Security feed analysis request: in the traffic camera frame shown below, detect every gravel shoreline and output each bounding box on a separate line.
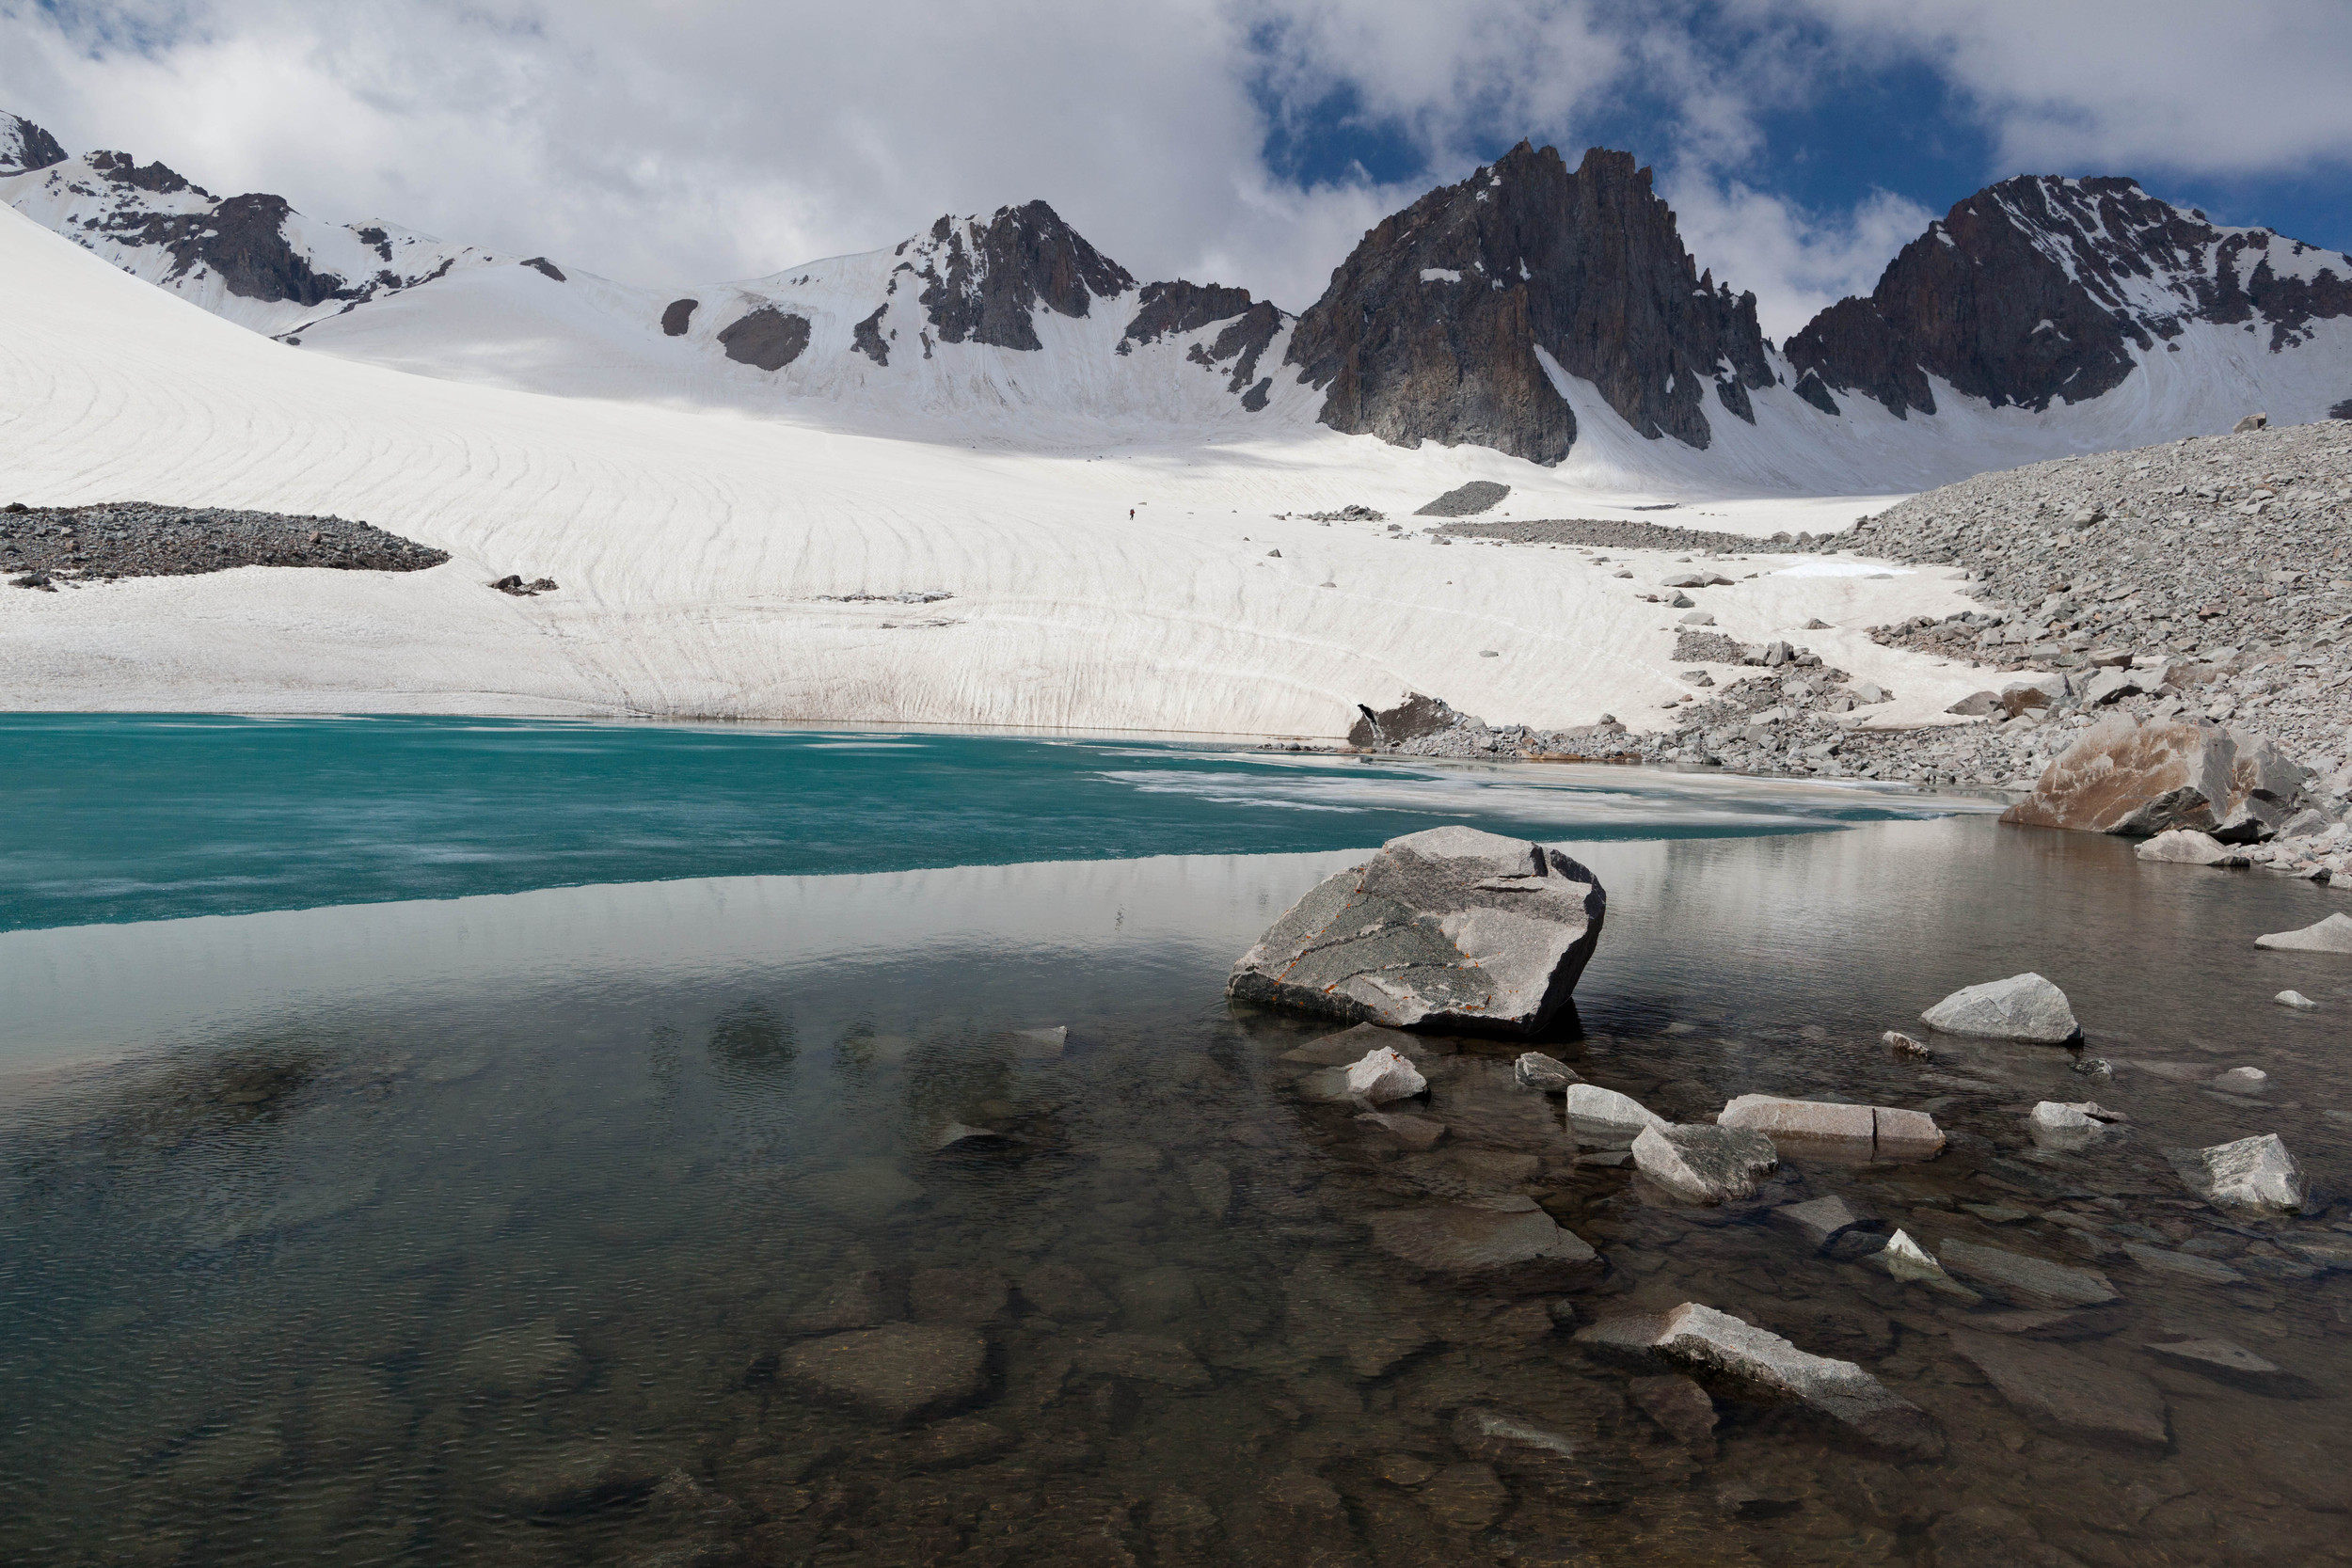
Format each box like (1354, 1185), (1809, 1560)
(4, 501), (448, 589)
(1291, 419), (2352, 882)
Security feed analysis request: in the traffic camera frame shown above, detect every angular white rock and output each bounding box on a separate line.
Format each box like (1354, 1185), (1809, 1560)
(2136, 829), (2247, 865)
(1345, 1046), (1428, 1103)
(1919, 973), (2080, 1042)
(1718, 1095), (1873, 1147)
(2185, 1132), (2306, 1212)
(1565, 1084), (1669, 1148)
(1512, 1051), (1578, 1092)
(2209, 1067), (2267, 1094)
(2275, 990), (2317, 1010)
(2254, 912), (2352, 953)
(1630, 1124), (1779, 1204)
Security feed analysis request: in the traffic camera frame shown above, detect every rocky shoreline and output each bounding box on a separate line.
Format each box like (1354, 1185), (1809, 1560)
(3, 500), (448, 589)
(1314, 419), (2352, 885)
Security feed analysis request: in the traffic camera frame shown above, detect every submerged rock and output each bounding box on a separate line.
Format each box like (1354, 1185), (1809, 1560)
(1513, 1051), (1578, 1092)
(782, 1323), (988, 1420)
(1630, 1124), (1779, 1204)
(1771, 1196), (1861, 1250)
(1937, 1240), (2119, 1307)
(1919, 973), (2080, 1043)
(1565, 1083), (1668, 1148)
(2142, 1338), (2308, 1395)
(1868, 1230), (1977, 1300)
(1576, 1302), (1941, 1458)
(2276, 990), (2318, 1010)
(2172, 1132), (2306, 1213)
(2254, 912), (2352, 953)
(1230, 826), (1605, 1036)
(1948, 1330), (2169, 1451)
(1719, 1094), (1946, 1158)
(1368, 1196), (1601, 1284)
(1626, 1374), (1718, 1449)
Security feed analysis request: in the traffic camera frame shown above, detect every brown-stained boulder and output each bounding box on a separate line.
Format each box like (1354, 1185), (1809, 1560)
(2000, 715), (2239, 835)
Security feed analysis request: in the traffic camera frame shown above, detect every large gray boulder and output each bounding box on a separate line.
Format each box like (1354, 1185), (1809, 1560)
(1920, 973), (2080, 1042)
(1630, 1124), (1779, 1204)
(2136, 829), (2247, 865)
(1576, 1302), (1941, 1458)
(2254, 912), (2352, 953)
(1229, 826), (1604, 1036)
(2004, 715), (2312, 839)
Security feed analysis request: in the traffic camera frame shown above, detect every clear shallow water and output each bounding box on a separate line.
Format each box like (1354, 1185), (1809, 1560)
(0, 714), (1977, 932)
(4, 816), (2351, 1565)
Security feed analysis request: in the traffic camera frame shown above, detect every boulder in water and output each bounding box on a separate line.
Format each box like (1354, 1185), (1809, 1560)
(2173, 1132), (2306, 1213)
(1229, 826), (1604, 1036)
(2001, 715), (2238, 835)
(2137, 829), (2247, 865)
(2254, 912), (2352, 953)
(1920, 973), (2079, 1042)
(1630, 1124), (1779, 1204)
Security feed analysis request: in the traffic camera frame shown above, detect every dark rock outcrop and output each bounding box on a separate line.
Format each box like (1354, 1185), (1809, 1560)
(717, 306), (813, 372)
(1120, 279), (1255, 348)
(1285, 142), (1774, 466)
(519, 256), (565, 282)
(660, 298), (698, 337)
(1348, 692), (1462, 749)
(908, 200), (1135, 352)
(1787, 176), (2352, 418)
(852, 305), (890, 366)
(0, 111), (68, 175)
(1415, 481), (1510, 516)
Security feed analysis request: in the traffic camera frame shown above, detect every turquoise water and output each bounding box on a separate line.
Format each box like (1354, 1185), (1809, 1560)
(0, 715), (1973, 932)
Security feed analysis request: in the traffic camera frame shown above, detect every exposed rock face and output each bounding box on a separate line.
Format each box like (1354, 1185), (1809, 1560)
(1920, 974), (2080, 1043)
(905, 201), (1135, 352)
(1285, 142), (1774, 466)
(2, 142), (472, 319)
(716, 306), (814, 372)
(2001, 715), (2241, 834)
(1229, 826), (1604, 1036)
(1787, 174), (2352, 419)
(519, 256), (565, 282)
(1117, 278), (1285, 404)
(0, 111), (66, 176)
(1576, 1302), (1942, 1458)
(660, 298), (697, 337)
(1347, 691), (1465, 749)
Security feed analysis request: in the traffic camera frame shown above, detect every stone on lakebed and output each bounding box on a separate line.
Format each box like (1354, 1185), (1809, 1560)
(2254, 912), (2352, 953)
(1228, 826), (1603, 1037)
(1576, 1302), (1941, 1458)
(1629, 1124), (1779, 1204)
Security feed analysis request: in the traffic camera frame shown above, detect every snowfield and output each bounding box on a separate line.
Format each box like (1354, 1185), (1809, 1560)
(2, 208), (2011, 735)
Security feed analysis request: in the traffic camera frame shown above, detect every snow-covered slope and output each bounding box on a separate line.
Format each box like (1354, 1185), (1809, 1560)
(286, 204), (1309, 440)
(0, 205), (1994, 730)
(0, 111), (486, 336)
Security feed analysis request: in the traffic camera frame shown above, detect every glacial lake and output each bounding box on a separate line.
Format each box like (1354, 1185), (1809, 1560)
(2, 716), (2348, 1566)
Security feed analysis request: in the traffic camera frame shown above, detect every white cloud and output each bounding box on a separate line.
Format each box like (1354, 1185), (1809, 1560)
(2, 0), (2345, 329)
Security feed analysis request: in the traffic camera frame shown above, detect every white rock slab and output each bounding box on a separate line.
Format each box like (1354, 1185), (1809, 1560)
(2254, 912), (2352, 953)
(1920, 973), (2080, 1042)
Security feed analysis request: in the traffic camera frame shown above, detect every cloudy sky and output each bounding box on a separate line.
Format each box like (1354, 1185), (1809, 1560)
(6, 0), (2350, 337)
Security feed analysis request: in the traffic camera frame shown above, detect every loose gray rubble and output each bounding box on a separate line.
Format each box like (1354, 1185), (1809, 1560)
(4, 499), (449, 588)
(1576, 1302), (1942, 1458)
(1228, 826), (1605, 1036)
(1322, 420), (2352, 884)
(1919, 973), (2081, 1042)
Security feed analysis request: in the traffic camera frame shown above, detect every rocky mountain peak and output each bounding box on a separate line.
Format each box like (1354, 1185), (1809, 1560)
(893, 198), (1137, 352)
(1284, 141), (1773, 466)
(0, 111), (68, 177)
(1785, 174), (2352, 420)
